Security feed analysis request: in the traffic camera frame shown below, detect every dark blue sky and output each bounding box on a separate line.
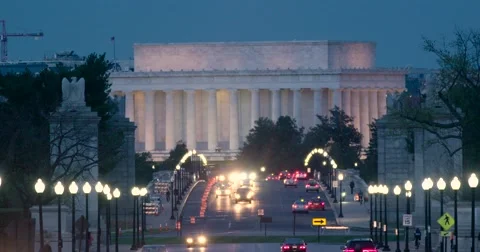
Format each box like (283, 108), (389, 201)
(1, 0), (478, 68)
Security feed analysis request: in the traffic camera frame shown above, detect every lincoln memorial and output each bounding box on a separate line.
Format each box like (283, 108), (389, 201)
(110, 41), (406, 161)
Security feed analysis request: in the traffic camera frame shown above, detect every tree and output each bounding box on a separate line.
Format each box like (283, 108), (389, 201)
(360, 120), (378, 183)
(0, 53), (123, 209)
(392, 30), (480, 179)
(237, 116), (304, 172)
(304, 107), (362, 172)
(135, 152), (155, 187)
(162, 141), (189, 171)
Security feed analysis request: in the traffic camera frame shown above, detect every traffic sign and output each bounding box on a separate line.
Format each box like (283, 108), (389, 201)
(332, 181), (338, 188)
(402, 214), (413, 226)
(437, 213), (455, 231)
(440, 231), (451, 237)
(190, 216), (195, 224)
(258, 209), (264, 216)
(312, 217), (327, 226)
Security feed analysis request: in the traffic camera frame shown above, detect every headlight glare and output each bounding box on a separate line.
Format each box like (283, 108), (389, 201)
(186, 238), (193, 243)
(198, 236), (207, 243)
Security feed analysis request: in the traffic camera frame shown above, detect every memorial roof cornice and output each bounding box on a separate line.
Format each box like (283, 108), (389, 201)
(134, 40), (375, 47)
(111, 67), (408, 78)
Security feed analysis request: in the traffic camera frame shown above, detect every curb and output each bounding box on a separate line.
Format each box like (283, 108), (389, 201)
(320, 183), (342, 226)
(178, 180), (205, 218)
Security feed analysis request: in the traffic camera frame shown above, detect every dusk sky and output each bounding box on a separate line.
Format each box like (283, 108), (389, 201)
(1, 0), (478, 68)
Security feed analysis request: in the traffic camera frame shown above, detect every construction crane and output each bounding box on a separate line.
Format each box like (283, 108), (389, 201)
(0, 20), (44, 62)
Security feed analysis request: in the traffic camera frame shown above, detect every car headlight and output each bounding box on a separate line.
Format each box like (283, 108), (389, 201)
(249, 172), (256, 180)
(235, 194), (240, 199)
(186, 238), (193, 243)
(198, 236), (207, 243)
(216, 189), (221, 195)
(225, 189), (231, 194)
(247, 192), (254, 199)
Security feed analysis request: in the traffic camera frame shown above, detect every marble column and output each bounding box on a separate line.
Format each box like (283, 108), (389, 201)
(250, 89), (260, 128)
(165, 90), (175, 151)
(185, 90), (196, 150)
(378, 89), (387, 118)
(313, 88), (322, 123)
(332, 88), (342, 109)
(229, 89), (239, 150)
(342, 89), (351, 116)
(125, 91), (135, 122)
(360, 89), (370, 147)
(369, 89), (379, 123)
(271, 88), (281, 121)
(207, 89), (218, 151)
(292, 88), (302, 126)
(351, 89), (360, 132)
(144, 90), (156, 151)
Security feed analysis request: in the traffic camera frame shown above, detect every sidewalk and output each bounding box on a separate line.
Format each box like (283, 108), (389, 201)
(145, 180), (204, 232)
(321, 169), (371, 230)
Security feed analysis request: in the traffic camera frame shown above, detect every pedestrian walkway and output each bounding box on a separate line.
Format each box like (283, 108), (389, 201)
(321, 169), (370, 230)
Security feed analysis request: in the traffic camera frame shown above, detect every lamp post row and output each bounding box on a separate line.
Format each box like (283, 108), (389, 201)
(368, 174), (479, 252)
(33, 178), (148, 252)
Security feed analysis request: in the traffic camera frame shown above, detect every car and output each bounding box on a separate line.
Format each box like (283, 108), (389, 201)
(140, 245), (168, 252)
(215, 184), (231, 198)
(279, 171), (289, 180)
(281, 237), (307, 252)
(292, 199), (309, 213)
(239, 179), (254, 188)
(295, 171), (308, 180)
(185, 234), (208, 248)
(266, 174), (277, 181)
(305, 180), (320, 192)
(233, 187), (254, 203)
(284, 178), (298, 188)
(307, 196), (325, 211)
(340, 238), (377, 252)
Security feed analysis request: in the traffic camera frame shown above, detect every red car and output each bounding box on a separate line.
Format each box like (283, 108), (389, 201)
(294, 171), (308, 180)
(281, 237), (307, 252)
(308, 196), (325, 211)
(341, 238), (377, 252)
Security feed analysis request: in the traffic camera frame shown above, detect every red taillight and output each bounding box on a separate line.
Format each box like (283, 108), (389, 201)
(292, 204), (297, 208)
(344, 249), (355, 252)
(283, 245), (290, 249)
(306, 185), (310, 187)
(363, 249), (377, 252)
(315, 185), (319, 187)
(300, 245), (306, 249)
(322, 202), (325, 205)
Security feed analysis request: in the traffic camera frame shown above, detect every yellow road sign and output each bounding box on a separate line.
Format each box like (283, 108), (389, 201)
(437, 213), (455, 231)
(440, 231), (451, 237)
(312, 217), (327, 226)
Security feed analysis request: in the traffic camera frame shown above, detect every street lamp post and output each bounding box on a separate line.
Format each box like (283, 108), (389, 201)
(468, 174), (478, 252)
(130, 187), (139, 250)
(174, 171), (179, 210)
(437, 178), (446, 252)
(422, 178), (430, 252)
(450, 176), (461, 252)
(338, 173), (344, 217)
(82, 182), (92, 252)
(54, 181), (65, 252)
(140, 188), (148, 246)
(393, 185), (401, 252)
(427, 178), (433, 251)
(103, 185), (111, 251)
(106, 193), (112, 252)
(94, 182), (104, 252)
(112, 188), (120, 252)
(379, 185), (383, 248)
(68, 182), (79, 252)
(374, 185), (379, 244)
(136, 191), (141, 248)
(404, 180), (413, 252)
(170, 180), (175, 220)
(383, 185), (390, 251)
(368, 185), (374, 240)
(34, 179), (46, 248)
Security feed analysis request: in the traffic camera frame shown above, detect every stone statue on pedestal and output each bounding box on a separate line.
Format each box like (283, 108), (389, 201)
(61, 77), (86, 109)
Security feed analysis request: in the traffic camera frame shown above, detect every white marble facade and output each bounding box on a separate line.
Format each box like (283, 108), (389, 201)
(111, 41), (406, 161)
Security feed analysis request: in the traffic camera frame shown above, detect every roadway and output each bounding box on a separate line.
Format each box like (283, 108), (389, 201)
(179, 178), (337, 236)
(149, 243), (341, 251)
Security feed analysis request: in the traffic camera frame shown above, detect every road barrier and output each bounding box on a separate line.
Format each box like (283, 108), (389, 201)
(320, 225), (350, 234)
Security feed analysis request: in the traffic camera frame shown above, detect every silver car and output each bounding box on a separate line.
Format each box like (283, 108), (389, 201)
(284, 178), (298, 188)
